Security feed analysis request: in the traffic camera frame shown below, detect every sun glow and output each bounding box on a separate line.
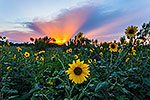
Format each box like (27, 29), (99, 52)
(31, 7), (92, 45)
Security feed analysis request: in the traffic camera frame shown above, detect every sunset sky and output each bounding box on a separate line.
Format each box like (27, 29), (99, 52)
(0, 0), (150, 43)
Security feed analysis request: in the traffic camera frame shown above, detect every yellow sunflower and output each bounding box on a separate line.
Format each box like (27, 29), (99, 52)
(40, 57), (44, 61)
(109, 43), (118, 52)
(66, 59), (90, 84)
(89, 49), (93, 52)
(125, 25), (138, 37)
(99, 52), (103, 56)
(88, 59), (92, 63)
(24, 52), (30, 57)
(39, 50), (45, 54)
(6, 40), (10, 46)
(100, 46), (103, 50)
(16, 47), (22, 52)
(76, 32), (83, 40)
(74, 55), (78, 59)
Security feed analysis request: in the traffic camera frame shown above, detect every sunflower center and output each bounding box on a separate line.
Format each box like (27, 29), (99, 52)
(78, 34), (81, 38)
(128, 29), (134, 34)
(74, 67), (82, 75)
(111, 44), (115, 49)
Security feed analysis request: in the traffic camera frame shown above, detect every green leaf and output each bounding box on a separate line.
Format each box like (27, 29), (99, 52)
(1, 87), (18, 94)
(21, 93), (31, 100)
(122, 88), (129, 94)
(8, 95), (19, 99)
(143, 78), (150, 86)
(95, 81), (108, 92)
(29, 88), (40, 94)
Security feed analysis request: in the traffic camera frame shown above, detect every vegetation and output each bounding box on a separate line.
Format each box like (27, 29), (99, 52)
(0, 22), (150, 100)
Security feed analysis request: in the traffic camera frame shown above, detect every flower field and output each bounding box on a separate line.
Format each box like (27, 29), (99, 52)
(0, 23), (150, 100)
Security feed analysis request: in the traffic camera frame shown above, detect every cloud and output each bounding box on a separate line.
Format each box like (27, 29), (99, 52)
(22, 5), (94, 44)
(0, 30), (44, 42)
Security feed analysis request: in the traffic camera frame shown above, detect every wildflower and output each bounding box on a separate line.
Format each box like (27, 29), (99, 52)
(132, 49), (136, 53)
(78, 52), (81, 55)
(136, 57), (139, 61)
(39, 50), (45, 54)
(0, 46), (2, 49)
(47, 80), (53, 85)
(40, 57), (44, 61)
(118, 49), (123, 53)
(89, 49), (93, 53)
(125, 58), (130, 62)
(123, 44), (126, 46)
(76, 32), (83, 40)
(74, 55), (78, 59)
(88, 59), (92, 63)
(109, 43), (118, 52)
(12, 54), (16, 60)
(7, 66), (11, 70)
(68, 48), (72, 53)
(66, 49), (69, 53)
(134, 43), (137, 47)
(140, 40), (145, 44)
(128, 53), (132, 55)
(100, 46), (103, 50)
(36, 56), (39, 61)
(148, 57), (150, 59)
(34, 53), (38, 56)
(66, 48), (72, 53)
(6, 40), (10, 46)
(66, 59), (90, 84)
(16, 47), (22, 52)
(24, 52), (30, 57)
(99, 52), (103, 56)
(7, 66), (12, 70)
(8, 52), (11, 54)
(92, 48), (95, 51)
(125, 25), (138, 37)
(94, 59), (96, 63)
(133, 52), (136, 56)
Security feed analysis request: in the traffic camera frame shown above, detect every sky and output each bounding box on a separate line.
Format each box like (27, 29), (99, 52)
(0, 0), (150, 44)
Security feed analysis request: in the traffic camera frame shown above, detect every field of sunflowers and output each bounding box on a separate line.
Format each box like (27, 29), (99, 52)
(0, 22), (150, 100)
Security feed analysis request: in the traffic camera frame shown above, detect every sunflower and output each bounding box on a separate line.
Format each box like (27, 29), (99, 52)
(125, 25), (138, 37)
(6, 40), (10, 46)
(16, 47), (22, 52)
(66, 59), (90, 84)
(74, 55), (78, 59)
(24, 52), (30, 57)
(94, 59), (96, 63)
(125, 58), (130, 62)
(76, 32), (83, 40)
(99, 52), (103, 56)
(109, 43), (117, 52)
(39, 50), (45, 54)
(40, 57), (44, 61)
(100, 46), (103, 50)
(88, 59), (92, 63)
(89, 49), (93, 52)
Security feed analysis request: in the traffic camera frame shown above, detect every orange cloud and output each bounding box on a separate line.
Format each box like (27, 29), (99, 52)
(30, 6), (93, 45)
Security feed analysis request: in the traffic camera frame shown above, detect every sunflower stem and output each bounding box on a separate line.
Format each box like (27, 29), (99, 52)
(110, 52), (113, 70)
(57, 58), (71, 90)
(77, 78), (95, 100)
(69, 83), (75, 99)
(57, 77), (70, 98)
